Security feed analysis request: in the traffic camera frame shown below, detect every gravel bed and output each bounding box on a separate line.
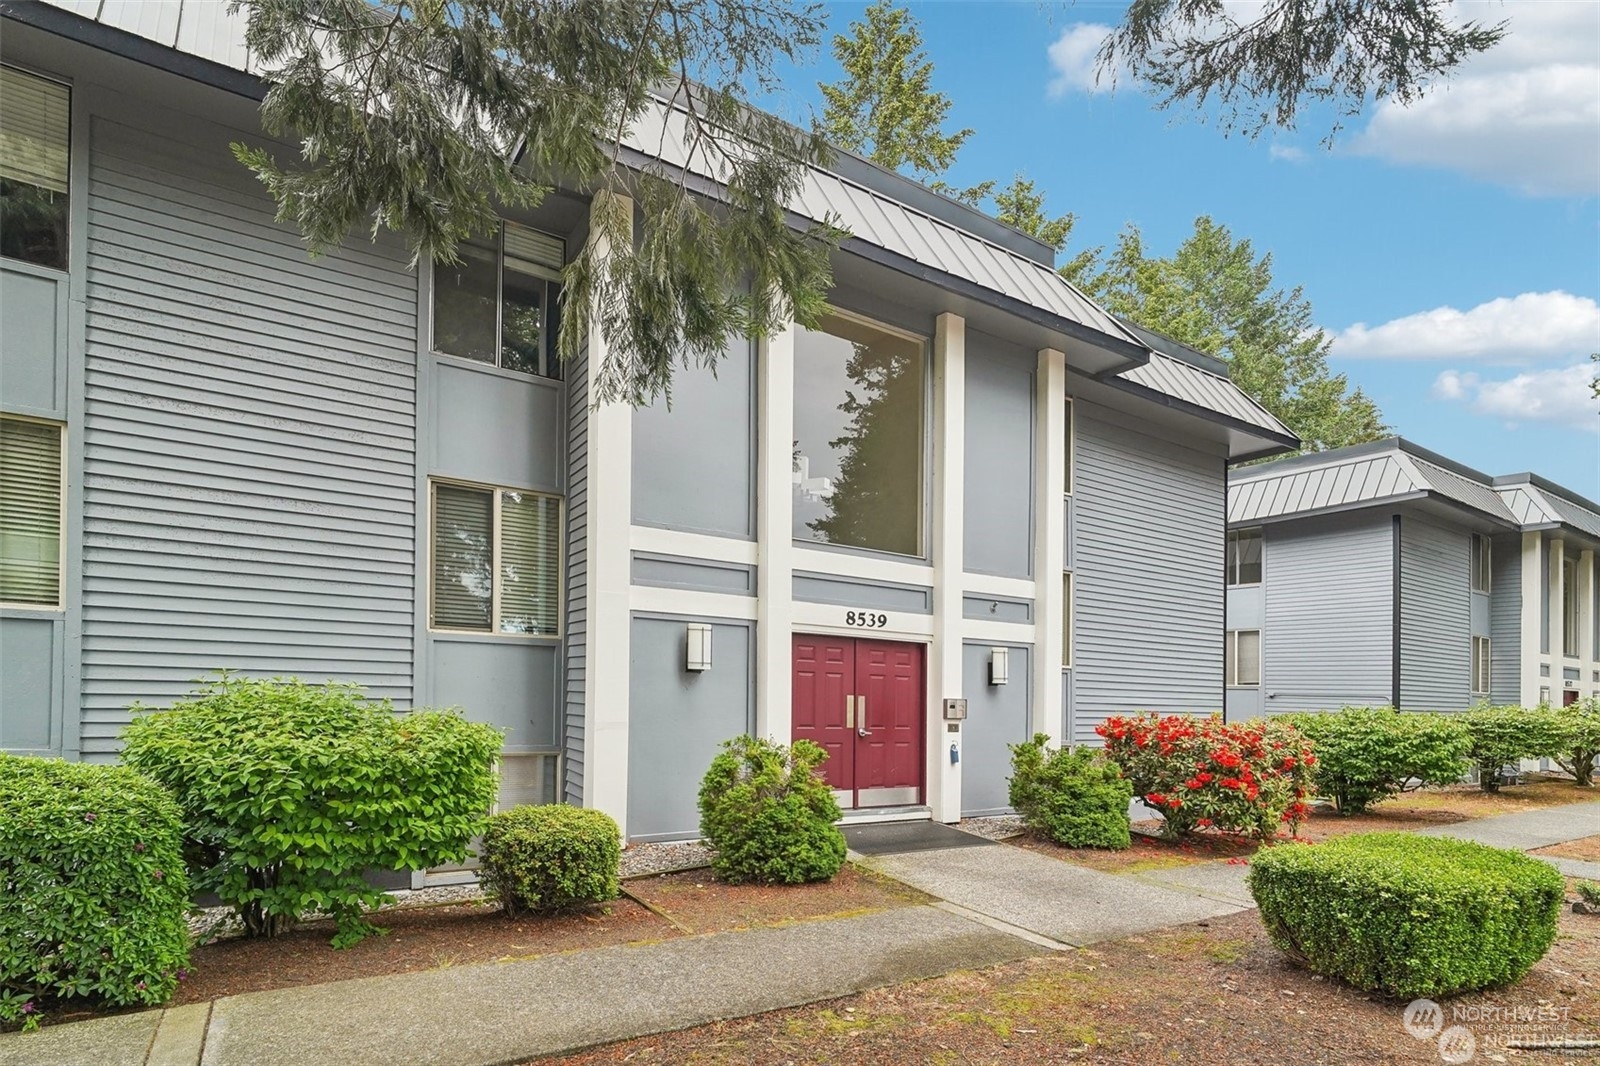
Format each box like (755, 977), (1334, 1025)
(621, 839), (714, 879)
(955, 815), (1027, 841)
(186, 881), (492, 944)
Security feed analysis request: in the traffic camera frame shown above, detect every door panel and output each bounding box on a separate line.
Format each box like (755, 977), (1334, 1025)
(854, 640), (924, 802)
(791, 635), (855, 792)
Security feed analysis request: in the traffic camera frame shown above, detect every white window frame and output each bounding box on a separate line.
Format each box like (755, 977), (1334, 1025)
(1470, 534), (1491, 594)
(1471, 635), (1491, 695)
(1225, 629), (1261, 687)
(0, 63), (73, 272)
(1062, 395), (1074, 497)
(0, 413), (67, 611)
(1062, 570), (1074, 668)
(1226, 528), (1263, 588)
(427, 476), (563, 639)
(428, 221), (565, 379)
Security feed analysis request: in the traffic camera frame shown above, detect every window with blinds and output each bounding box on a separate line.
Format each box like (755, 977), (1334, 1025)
(1, 65), (70, 270)
(1225, 629), (1261, 687)
(0, 417), (64, 607)
(1471, 636), (1491, 695)
(430, 481), (561, 636)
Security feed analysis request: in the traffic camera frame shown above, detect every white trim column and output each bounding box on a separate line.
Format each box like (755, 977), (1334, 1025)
(1551, 537), (1567, 672)
(755, 321), (796, 741)
(582, 191), (634, 831)
(930, 312), (965, 822)
(1032, 347), (1067, 744)
(1579, 549), (1596, 694)
(1520, 532), (1542, 707)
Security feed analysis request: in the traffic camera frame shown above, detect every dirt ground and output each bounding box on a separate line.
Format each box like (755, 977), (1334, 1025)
(1539, 836), (1600, 863)
(623, 863), (932, 934)
(541, 902), (1600, 1066)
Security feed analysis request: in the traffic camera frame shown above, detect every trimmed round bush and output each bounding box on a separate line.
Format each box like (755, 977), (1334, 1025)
(120, 675), (503, 946)
(1008, 734), (1131, 849)
(1248, 832), (1564, 998)
(1, 755), (191, 1028)
(1278, 707), (1469, 813)
(479, 805), (620, 915)
(698, 736), (846, 884)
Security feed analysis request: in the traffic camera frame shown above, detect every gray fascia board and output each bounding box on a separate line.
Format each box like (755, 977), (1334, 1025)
(1230, 490), (1431, 529)
(1, 2), (267, 100)
(1118, 319), (1230, 376)
(1103, 375), (1301, 457)
(1229, 441), (1301, 465)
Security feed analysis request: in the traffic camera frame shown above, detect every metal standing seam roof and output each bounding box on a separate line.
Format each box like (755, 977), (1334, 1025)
(32, 0), (1297, 450)
(1498, 481), (1600, 540)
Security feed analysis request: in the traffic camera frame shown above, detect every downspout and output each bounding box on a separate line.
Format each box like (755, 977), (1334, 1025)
(1392, 514), (1402, 709)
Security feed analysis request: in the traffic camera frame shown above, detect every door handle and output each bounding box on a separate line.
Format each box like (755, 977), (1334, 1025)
(845, 694), (855, 730)
(857, 695), (871, 737)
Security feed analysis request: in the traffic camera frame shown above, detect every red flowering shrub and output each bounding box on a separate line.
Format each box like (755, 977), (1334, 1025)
(1096, 713), (1315, 840)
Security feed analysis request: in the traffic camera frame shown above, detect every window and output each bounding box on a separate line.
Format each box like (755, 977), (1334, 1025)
(1565, 554), (1579, 658)
(432, 221), (565, 379)
(1225, 630), (1260, 687)
(1226, 529), (1263, 586)
(1063, 396), (1074, 496)
(1471, 534), (1491, 593)
(1062, 571), (1074, 668)
(430, 481), (561, 635)
(792, 310), (925, 557)
(1471, 636), (1491, 695)
(0, 416), (63, 607)
(0, 66), (70, 270)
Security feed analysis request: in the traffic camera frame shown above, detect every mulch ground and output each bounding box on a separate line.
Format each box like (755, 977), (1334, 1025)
(1540, 836), (1600, 864)
(622, 863), (933, 934)
(539, 903), (1600, 1066)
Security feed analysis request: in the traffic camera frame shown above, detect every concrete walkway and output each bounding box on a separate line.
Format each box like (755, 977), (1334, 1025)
(1420, 799), (1600, 879)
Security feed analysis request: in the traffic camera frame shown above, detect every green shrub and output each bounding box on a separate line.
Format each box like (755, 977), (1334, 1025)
(1553, 696), (1600, 787)
(698, 735), (846, 884)
(1, 756), (191, 1030)
(479, 805), (620, 915)
(1248, 832), (1563, 998)
(120, 675), (503, 947)
(1461, 704), (1565, 793)
(1578, 881), (1600, 908)
(1277, 708), (1469, 813)
(1008, 734), (1132, 849)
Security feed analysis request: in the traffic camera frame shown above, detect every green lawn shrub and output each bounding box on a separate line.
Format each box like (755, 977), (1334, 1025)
(479, 805), (620, 915)
(1008, 734), (1132, 849)
(1, 756), (190, 1030)
(698, 735), (846, 884)
(120, 675), (503, 947)
(1276, 707), (1469, 813)
(1461, 704), (1565, 792)
(1249, 832), (1564, 998)
(1553, 696), (1600, 787)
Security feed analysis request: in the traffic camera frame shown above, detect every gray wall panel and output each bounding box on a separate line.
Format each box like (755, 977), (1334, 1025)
(627, 616), (753, 839)
(1228, 586), (1263, 630)
(1071, 406), (1224, 744)
(0, 617), (57, 751)
(1399, 516), (1472, 711)
(434, 363), (563, 493)
(1489, 534), (1521, 705)
(432, 640), (559, 749)
(1469, 593), (1489, 638)
(793, 572), (932, 614)
(961, 642), (1031, 816)
(631, 338), (755, 539)
(962, 333), (1034, 578)
(78, 113), (417, 756)
(1225, 688), (1264, 720)
(631, 553), (755, 595)
(564, 348), (589, 804)
(1261, 513), (1393, 713)
(962, 595), (1033, 624)
(0, 266), (65, 416)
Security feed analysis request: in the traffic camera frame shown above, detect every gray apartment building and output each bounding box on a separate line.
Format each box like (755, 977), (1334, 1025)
(0, 0), (1299, 841)
(1226, 438), (1600, 720)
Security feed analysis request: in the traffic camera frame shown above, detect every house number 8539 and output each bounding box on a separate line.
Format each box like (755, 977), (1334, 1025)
(845, 611), (889, 629)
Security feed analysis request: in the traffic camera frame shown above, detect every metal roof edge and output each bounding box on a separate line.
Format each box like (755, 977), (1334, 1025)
(1229, 491), (1431, 529)
(1390, 437), (1499, 488)
(1117, 319), (1230, 377)
(1104, 375), (1302, 457)
(1229, 436), (1404, 481)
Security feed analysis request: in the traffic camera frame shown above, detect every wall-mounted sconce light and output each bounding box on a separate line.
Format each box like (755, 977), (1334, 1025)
(988, 646), (1009, 686)
(685, 623), (713, 673)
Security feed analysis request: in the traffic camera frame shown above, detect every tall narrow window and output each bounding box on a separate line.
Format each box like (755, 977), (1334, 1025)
(1063, 396), (1074, 496)
(1565, 555), (1579, 658)
(0, 66), (70, 270)
(0, 416), (64, 606)
(1471, 636), (1491, 695)
(1062, 571), (1074, 667)
(430, 481), (561, 635)
(432, 221), (565, 379)
(1227, 529), (1263, 586)
(1225, 630), (1260, 687)
(1471, 534), (1491, 593)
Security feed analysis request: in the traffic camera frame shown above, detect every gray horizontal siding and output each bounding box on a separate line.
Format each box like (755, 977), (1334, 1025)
(1261, 514), (1392, 713)
(1399, 516), (1472, 711)
(79, 115), (417, 756)
(564, 346), (589, 805)
(1071, 408), (1224, 745)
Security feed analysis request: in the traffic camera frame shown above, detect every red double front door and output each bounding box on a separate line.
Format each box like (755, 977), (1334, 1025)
(792, 635), (925, 809)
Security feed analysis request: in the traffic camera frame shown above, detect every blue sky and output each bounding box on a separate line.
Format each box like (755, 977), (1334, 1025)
(770, 1), (1600, 497)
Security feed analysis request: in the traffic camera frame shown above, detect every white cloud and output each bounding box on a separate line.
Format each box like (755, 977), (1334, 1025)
(1268, 144), (1306, 163)
(1332, 291), (1600, 362)
(1046, 23), (1118, 97)
(1432, 362), (1599, 432)
(1351, 2), (1600, 196)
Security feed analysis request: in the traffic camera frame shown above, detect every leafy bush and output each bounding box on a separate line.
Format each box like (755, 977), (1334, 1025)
(1553, 696), (1600, 787)
(1008, 734), (1131, 849)
(1249, 832), (1563, 997)
(120, 675), (503, 947)
(479, 805), (620, 915)
(1277, 708), (1469, 813)
(698, 735), (846, 884)
(1461, 704), (1565, 793)
(1, 756), (191, 1030)
(1578, 881), (1600, 909)
(1098, 713), (1315, 840)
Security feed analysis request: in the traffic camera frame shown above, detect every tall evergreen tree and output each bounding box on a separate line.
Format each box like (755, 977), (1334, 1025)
(990, 175), (1101, 286)
(1087, 217), (1388, 453)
